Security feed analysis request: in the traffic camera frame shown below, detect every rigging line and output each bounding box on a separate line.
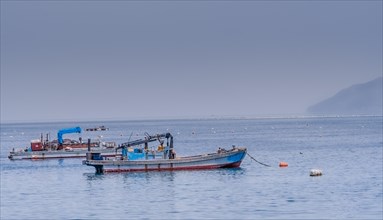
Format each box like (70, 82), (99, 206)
(127, 131), (134, 142)
(246, 152), (271, 167)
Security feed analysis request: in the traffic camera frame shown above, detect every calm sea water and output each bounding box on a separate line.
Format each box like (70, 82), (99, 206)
(1, 116), (382, 219)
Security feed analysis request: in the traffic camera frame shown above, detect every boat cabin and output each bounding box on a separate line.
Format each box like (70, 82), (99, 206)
(88, 133), (176, 161)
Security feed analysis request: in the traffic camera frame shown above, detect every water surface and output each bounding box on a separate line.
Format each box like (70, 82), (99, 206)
(1, 117), (382, 219)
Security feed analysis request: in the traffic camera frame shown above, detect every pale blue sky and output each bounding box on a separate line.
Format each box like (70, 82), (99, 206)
(1, 1), (382, 122)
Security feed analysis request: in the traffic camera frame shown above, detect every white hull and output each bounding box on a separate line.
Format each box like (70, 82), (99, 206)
(8, 148), (120, 160)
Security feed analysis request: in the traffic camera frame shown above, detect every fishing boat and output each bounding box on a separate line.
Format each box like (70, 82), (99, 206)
(83, 132), (247, 174)
(85, 126), (109, 131)
(8, 127), (120, 160)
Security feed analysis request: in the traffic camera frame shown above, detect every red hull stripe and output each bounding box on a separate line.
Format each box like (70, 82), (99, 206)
(103, 161), (242, 173)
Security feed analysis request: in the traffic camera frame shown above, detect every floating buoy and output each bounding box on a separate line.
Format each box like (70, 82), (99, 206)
(310, 169), (323, 176)
(279, 162), (288, 167)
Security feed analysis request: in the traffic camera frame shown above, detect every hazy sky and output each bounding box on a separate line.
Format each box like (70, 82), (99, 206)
(1, 1), (382, 122)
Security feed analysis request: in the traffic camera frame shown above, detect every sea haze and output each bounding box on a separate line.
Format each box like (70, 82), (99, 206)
(0, 116), (382, 219)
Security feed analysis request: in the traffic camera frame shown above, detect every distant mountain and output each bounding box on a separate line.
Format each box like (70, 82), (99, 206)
(307, 77), (383, 115)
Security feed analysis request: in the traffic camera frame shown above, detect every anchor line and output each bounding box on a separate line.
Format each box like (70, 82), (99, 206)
(246, 152), (271, 167)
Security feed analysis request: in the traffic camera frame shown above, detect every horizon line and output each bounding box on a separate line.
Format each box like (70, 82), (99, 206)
(1, 114), (382, 125)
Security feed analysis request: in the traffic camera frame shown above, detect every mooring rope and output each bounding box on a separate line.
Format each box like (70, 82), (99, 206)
(247, 152), (271, 167)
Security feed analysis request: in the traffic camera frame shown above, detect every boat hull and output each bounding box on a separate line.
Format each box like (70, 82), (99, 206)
(8, 148), (120, 160)
(84, 147), (247, 173)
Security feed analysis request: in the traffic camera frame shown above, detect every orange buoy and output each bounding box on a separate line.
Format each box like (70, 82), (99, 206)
(279, 162), (288, 167)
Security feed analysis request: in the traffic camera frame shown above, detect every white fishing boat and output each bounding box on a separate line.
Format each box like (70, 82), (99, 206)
(8, 127), (120, 160)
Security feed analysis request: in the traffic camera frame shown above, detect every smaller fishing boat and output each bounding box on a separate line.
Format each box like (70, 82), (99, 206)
(83, 132), (247, 174)
(8, 127), (120, 160)
(85, 126), (109, 131)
